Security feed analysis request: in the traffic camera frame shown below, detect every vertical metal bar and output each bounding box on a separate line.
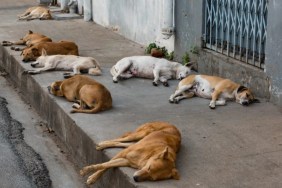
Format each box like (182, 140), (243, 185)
(209, 0), (213, 49)
(233, 0), (237, 58)
(215, 0), (219, 51)
(239, 0), (244, 61)
(258, 0), (263, 67)
(252, 0), (257, 65)
(245, 0), (251, 63)
(221, 0), (224, 53)
(204, 0), (208, 46)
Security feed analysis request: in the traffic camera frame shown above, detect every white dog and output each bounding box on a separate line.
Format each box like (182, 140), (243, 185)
(24, 50), (101, 78)
(111, 56), (192, 86)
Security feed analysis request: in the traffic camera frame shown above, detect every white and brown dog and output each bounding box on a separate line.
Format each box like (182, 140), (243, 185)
(24, 50), (102, 78)
(169, 74), (259, 109)
(18, 6), (52, 21)
(111, 56), (192, 86)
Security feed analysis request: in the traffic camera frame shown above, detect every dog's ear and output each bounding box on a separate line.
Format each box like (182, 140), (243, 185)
(32, 48), (40, 56)
(185, 61), (197, 71)
(159, 147), (169, 159)
(237, 85), (248, 93)
(171, 168), (180, 180)
(41, 48), (47, 56)
(28, 30), (33, 34)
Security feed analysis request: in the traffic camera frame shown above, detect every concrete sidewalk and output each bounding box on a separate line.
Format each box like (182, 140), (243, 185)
(1, 1), (282, 187)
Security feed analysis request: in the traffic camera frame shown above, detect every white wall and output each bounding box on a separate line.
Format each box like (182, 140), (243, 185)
(91, 0), (174, 51)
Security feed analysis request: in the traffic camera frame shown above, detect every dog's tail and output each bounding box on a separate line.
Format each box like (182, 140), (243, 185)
(88, 67), (102, 76)
(88, 58), (102, 76)
(110, 66), (117, 77)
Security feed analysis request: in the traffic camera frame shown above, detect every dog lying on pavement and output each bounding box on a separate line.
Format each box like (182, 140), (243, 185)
(18, 6), (52, 21)
(48, 75), (112, 113)
(110, 56), (192, 86)
(80, 121), (181, 185)
(24, 50), (102, 77)
(21, 41), (79, 62)
(2, 30), (52, 51)
(169, 74), (259, 109)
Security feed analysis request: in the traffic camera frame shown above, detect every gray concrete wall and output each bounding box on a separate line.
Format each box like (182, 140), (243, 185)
(265, 0), (282, 106)
(91, 0), (163, 46)
(174, 0), (203, 61)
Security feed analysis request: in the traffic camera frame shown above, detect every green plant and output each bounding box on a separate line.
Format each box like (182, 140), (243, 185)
(190, 46), (200, 55)
(182, 52), (190, 65)
(145, 43), (157, 54)
(165, 51), (174, 61)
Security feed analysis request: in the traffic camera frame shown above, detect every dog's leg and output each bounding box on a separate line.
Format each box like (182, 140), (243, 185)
(209, 90), (222, 109)
(119, 72), (134, 80)
(96, 141), (134, 150)
(152, 69), (160, 86)
(25, 66), (56, 74)
(174, 92), (195, 103)
(97, 129), (152, 146)
(113, 61), (132, 83)
(169, 84), (193, 103)
(159, 76), (170, 87)
(215, 99), (226, 106)
(86, 169), (106, 185)
(81, 158), (130, 184)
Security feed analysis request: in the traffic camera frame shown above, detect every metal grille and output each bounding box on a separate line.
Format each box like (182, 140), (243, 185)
(203, 0), (268, 69)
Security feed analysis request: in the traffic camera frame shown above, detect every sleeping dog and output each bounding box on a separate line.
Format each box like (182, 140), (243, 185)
(24, 50), (102, 77)
(48, 75), (112, 113)
(80, 121), (181, 185)
(169, 74), (259, 109)
(2, 30), (52, 51)
(111, 56), (192, 86)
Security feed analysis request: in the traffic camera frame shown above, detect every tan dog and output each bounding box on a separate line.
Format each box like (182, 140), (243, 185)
(2, 30), (52, 51)
(169, 74), (259, 109)
(48, 75), (112, 113)
(18, 6), (52, 20)
(21, 41), (79, 62)
(80, 121), (181, 185)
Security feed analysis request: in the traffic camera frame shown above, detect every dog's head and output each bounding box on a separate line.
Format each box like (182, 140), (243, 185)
(236, 86), (260, 106)
(21, 46), (41, 62)
(30, 49), (48, 67)
(133, 147), (179, 182)
(39, 10), (52, 20)
(176, 63), (193, 80)
(47, 81), (64, 96)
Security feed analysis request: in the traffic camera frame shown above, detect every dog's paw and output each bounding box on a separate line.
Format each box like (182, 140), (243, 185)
(70, 109), (77, 113)
(72, 103), (80, 109)
(95, 145), (104, 150)
(163, 82), (169, 87)
(152, 81), (158, 86)
(10, 46), (15, 50)
(63, 73), (73, 79)
(113, 79), (118, 83)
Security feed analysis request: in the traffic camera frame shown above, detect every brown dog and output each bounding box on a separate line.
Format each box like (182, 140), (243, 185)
(18, 6), (52, 20)
(169, 74), (259, 109)
(2, 30), (52, 50)
(80, 121), (181, 185)
(21, 41), (79, 62)
(48, 75), (112, 114)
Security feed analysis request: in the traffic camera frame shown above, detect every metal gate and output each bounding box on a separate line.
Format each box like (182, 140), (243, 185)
(203, 0), (268, 69)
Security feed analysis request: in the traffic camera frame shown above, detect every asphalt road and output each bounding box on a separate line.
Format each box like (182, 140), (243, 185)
(0, 96), (51, 188)
(0, 73), (85, 188)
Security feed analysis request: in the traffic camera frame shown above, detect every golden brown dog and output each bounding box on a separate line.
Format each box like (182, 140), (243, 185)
(169, 74), (259, 109)
(18, 6), (52, 20)
(2, 30), (52, 50)
(48, 75), (112, 113)
(21, 41), (79, 62)
(80, 121), (181, 185)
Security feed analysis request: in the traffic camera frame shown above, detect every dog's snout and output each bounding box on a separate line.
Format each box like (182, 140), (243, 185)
(22, 59), (28, 62)
(47, 86), (51, 92)
(31, 63), (36, 67)
(133, 176), (140, 182)
(242, 101), (249, 106)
